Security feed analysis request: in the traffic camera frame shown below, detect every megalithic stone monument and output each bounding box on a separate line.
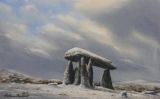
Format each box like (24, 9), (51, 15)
(64, 47), (116, 89)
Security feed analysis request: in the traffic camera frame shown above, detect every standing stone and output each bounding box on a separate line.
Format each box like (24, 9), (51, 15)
(87, 58), (93, 87)
(63, 60), (75, 85)
(73, 60), (81, 85)
(101, 69), (113, 89)
(80, 57), (90, 88)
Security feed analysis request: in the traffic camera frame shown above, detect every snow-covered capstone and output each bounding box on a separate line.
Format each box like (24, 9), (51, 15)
(64, 47), (116, 70)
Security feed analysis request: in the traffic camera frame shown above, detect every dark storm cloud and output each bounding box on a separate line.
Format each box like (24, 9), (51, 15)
(83, 0), (160, 42)
(75, 0), (160, 80)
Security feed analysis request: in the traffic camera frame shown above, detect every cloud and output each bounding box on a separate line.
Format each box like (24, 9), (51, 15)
(19, 4), (48, 25)
(81, 0), (160, 41)
(0, 22), (28, 46)
(60, 14), (140, 57)
(0, 0), (160, 81)
(26, 48), (51, 58)
(75, 0), (130, 15)
(25, 0), (61, 5)
(0, 2), (12, 15)
(73, 0), (160, 79)
(56, 14), (115, 44)
(0, 21), (58, 59)
(39, 23), (83, 41)
(75, 0), (160, 54)
(22, 4), (38, 12)
(132, 31), (160, 48)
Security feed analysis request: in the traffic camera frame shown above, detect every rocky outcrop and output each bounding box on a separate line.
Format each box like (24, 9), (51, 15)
(0, 69), (34, 83)
(0, 69), (62, 84)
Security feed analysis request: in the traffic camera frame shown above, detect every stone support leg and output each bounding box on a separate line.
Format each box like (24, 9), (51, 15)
(73, 60), (81, 85)
(63, 60), (75, 85)
(101, 69), (113, 89)
(80, 57), (90, 88)
(87, 58), (93, 87)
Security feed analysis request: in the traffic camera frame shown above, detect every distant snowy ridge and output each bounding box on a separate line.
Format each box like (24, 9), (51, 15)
(114, 80), (160, 92)
(0, 69), (62, 84)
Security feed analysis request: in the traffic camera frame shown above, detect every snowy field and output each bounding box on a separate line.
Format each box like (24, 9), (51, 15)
(0, 83), (160, 99)
(0, 69), (160, 99)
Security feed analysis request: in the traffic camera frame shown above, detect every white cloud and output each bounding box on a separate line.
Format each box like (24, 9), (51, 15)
(133, 31), (160, 48)
(22, 4), (38, 12)
(3, 23), (27, 42)
(0, 2), (12, 15)
(26, 0), (60, 5)
(0, 1), (143, 59)
(57, 14), (114, 44)
(26, 48), (51, 58)
(123, 58), (135, 64)
(20, 4), (39, 17)
(75, 0), (130, 14)
(0, 1), (61, 58)
(25, 0), (71, 8)
(56, 14), (141, 58)
(29, 37), (58, 53)
(1, 22), (58, 58)
(39, 23), (84, 41)
(19, 3), (49, 24)
(40, 24), (64, 34)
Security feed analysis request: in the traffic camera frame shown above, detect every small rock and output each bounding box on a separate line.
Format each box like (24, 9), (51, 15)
(120, 91), (128, 98)
(4, 92), (29, 97)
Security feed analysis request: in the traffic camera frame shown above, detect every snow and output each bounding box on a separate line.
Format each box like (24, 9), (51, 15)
(0, 69), (160, 99)
(65, 47), (116, 69)
(0, 83), (160, 99)
(65, 47), (112, 63)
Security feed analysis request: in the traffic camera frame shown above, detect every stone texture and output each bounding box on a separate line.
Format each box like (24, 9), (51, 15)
(101, 69), (113, 89)
(73, 60), (81, 85)
(87, 58), (93, 87)
(80, 57), (90, 88)
(63, 61), (75, 85)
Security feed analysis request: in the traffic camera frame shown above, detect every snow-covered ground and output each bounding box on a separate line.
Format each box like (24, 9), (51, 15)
(0, 83), (160, 99)
(0, 69), (160, 99)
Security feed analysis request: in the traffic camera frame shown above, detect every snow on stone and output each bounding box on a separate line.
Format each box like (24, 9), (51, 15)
(65, 47), (116, 69)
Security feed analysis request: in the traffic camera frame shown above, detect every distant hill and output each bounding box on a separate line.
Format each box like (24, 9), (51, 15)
(114, 80), (160, 92)
(0, 69), (62, 84)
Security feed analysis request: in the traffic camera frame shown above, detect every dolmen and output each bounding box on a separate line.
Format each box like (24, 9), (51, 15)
(63, 47), (116, 89)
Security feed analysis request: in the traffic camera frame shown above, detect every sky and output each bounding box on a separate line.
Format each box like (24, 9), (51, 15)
(0, 0), (160, 81)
